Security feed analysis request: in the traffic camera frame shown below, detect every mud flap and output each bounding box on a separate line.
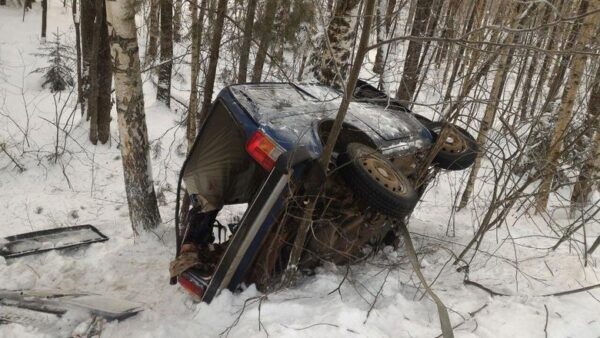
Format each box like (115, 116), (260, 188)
(0, 225), (108, 259)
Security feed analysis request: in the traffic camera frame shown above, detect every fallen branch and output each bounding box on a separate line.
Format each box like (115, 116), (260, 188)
(464, 279), (509, 296)
(464, 279), (600, 297)
(543, 304), (549, 338)
(281, 323), (359, 334)
(0, 143), (25, 172)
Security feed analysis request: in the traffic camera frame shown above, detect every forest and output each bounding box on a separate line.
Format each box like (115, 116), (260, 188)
(0, 0), (599, 337)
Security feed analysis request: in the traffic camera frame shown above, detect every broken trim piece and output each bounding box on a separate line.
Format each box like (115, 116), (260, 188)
(0, 225), (108, 259)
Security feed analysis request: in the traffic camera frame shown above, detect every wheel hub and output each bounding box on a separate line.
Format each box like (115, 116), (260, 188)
(435, 127), (467, 153)
(361, 156), (407, 196)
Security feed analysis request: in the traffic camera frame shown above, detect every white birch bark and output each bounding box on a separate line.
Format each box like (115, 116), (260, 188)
(304, 0), (362, 87)
(535, 0), (599, 212)
(106, 0), (162, 231)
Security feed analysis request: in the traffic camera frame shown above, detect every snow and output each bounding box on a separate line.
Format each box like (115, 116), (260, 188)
(1, 1), (599, 337)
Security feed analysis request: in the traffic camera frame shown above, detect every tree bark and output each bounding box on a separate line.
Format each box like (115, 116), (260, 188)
(372, 0), (385, 75)
(41, 0), (47, 40)
(395, 0), (433, 102)
(106, 0), (162, 231)
(187, 0), (207, 148)
(536, 0), (598, 213)
(304, 0), (362, 88)
(86, 0), (112, 145)
(441, 0), (478, 107)
(88, 0), (101, 144)
(173, 0), (182, 42)
(238, 0), (258, 83)
(538, 0), (588, 115)
(284, 0), (377, 286)
(157, 0), (173, 106)
(96, 0), (112, 144)
(197, 0), (227, 126)
(146, 0), (160, 63)
(457, 38), (517, 209)
(250, 0), (279, 82)
(458, 3), (530, 209)
(570, 66), (600, 212)
(72, 0), (84, 116)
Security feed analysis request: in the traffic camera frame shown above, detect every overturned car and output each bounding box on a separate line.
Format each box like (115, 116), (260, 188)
(170, 80), (477, 302)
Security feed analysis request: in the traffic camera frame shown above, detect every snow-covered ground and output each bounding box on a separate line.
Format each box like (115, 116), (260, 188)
(1, 2), (599, 337)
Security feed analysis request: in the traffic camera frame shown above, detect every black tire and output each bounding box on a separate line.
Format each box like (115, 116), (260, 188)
(429, 122), (478, 170)
(337, 143), (419, 218)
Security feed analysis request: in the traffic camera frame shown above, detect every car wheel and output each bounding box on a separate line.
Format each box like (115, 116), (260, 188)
(337, 143), (419, 218)
(429, 122), (478, 170)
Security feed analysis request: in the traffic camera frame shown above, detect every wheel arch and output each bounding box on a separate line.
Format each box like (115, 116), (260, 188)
(317, 120), (378, 153)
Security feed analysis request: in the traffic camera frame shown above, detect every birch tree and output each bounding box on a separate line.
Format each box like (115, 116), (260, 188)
(570, 65), (600, 212)
(458, 4), (521, 209)
(105, 0), (162, 231)
(535, 0), (598, 212)
(304, 0), (362, 87)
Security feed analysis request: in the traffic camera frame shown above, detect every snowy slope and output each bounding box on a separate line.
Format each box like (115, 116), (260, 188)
(1, 2), (599, 337)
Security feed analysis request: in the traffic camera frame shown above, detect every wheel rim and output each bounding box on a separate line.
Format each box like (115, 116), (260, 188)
(434, 127), (467, 154)
(360, 155), (408, 196)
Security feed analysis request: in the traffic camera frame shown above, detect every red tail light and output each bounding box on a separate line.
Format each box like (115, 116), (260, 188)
(246, 130), (285, 171)
(178, 272), (207, 302)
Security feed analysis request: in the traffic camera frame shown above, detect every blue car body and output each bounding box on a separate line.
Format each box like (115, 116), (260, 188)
(220, 82), (434, 159)
(179, 81), (439, 303)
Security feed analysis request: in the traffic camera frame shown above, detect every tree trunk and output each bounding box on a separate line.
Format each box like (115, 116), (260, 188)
(88, 0), (102, 144)
(538, 0), (588, 114)
(80, 0), (95, 119)
(284, 0), (377, 286)
(250, 0), (279, 82)
(197, 0), (227, 126)
(41, 0), (47, 40)
(238, 0), (258, 83)
(106, 0), (162, 231)
(87, 0), (112, 145)
(441, 0), (478, 107)
(518, 4), (551, 120)
(457, 36), (517, 209)
(395, 0), (433, 102)
(97, 0), (112, 144)
(304, 0), (362, 87)
(187, 0), (207, 148)
(173, 0), (182, 42)
(411, 0), (444, 102)
(570, 65), (600, 213)
(535, 0), (598, 213)
(157, 0), (173, 106)
(146, 0), (160, 63)
(372, 0), (385, 75)
(435, 0), (460, 66)
(72, 0), (84, 116)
